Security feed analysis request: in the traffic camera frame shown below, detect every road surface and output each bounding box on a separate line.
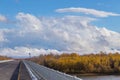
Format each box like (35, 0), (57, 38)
(24, 60), (82, 80)
(0, 60), (31, 80)
(0, 60), (82, 80)
(0, 61), (19, 80)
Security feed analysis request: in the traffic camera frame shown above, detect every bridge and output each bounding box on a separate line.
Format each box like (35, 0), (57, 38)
(0, 60), (82, 80)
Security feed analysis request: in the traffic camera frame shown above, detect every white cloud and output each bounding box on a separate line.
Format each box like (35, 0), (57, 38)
(16, 12), (42, 32)
(0, 12), (120, 57)
(56, 7), (120, 17)
(0, 31), (6, 42)
(0, 15), (7, 22)
(0, 47), (60, 58)
(0, 29), (8, 43)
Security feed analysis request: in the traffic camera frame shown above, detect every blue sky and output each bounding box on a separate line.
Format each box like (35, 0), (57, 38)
(0, 0), (120, 57)
(0, 0), (120, 32)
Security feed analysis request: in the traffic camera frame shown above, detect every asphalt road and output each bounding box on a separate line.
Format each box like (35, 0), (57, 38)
(24, 60), (82, 80)
(18, 61), (32, 80)
(0, 60), (82, 80)
(0, 61), (19, 80)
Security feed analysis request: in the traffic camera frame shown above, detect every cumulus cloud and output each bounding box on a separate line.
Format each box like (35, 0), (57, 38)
(0, 47), (60, 58)
(0, 12), (120, 57)
(0, 31), (6, 42)
(0, 15), (7, 22)
(16, 13), (42, 31)
(56, 7), (120, 17)
(0, 29), (8, 43)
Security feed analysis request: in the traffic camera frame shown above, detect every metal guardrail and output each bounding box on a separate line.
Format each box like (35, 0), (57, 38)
(23, 60), (82, 80)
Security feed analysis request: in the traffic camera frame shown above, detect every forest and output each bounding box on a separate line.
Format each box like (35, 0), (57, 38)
(30, 52), (120, 74)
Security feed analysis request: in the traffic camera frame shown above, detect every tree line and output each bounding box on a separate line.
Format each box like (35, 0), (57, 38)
(30, 52), (120, 74)
(0, 55), (10, 60)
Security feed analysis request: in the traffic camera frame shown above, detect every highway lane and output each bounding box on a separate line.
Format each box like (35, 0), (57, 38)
(24, 60), (82, 80)
(0, 60), (19, 80)
(19, 61), (32, 80)
(0, 60), (82, 80)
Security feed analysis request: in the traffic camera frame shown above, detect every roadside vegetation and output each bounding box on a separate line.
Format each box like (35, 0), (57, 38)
(0, 55), (10, 60)
(29, 52), (120, 74)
